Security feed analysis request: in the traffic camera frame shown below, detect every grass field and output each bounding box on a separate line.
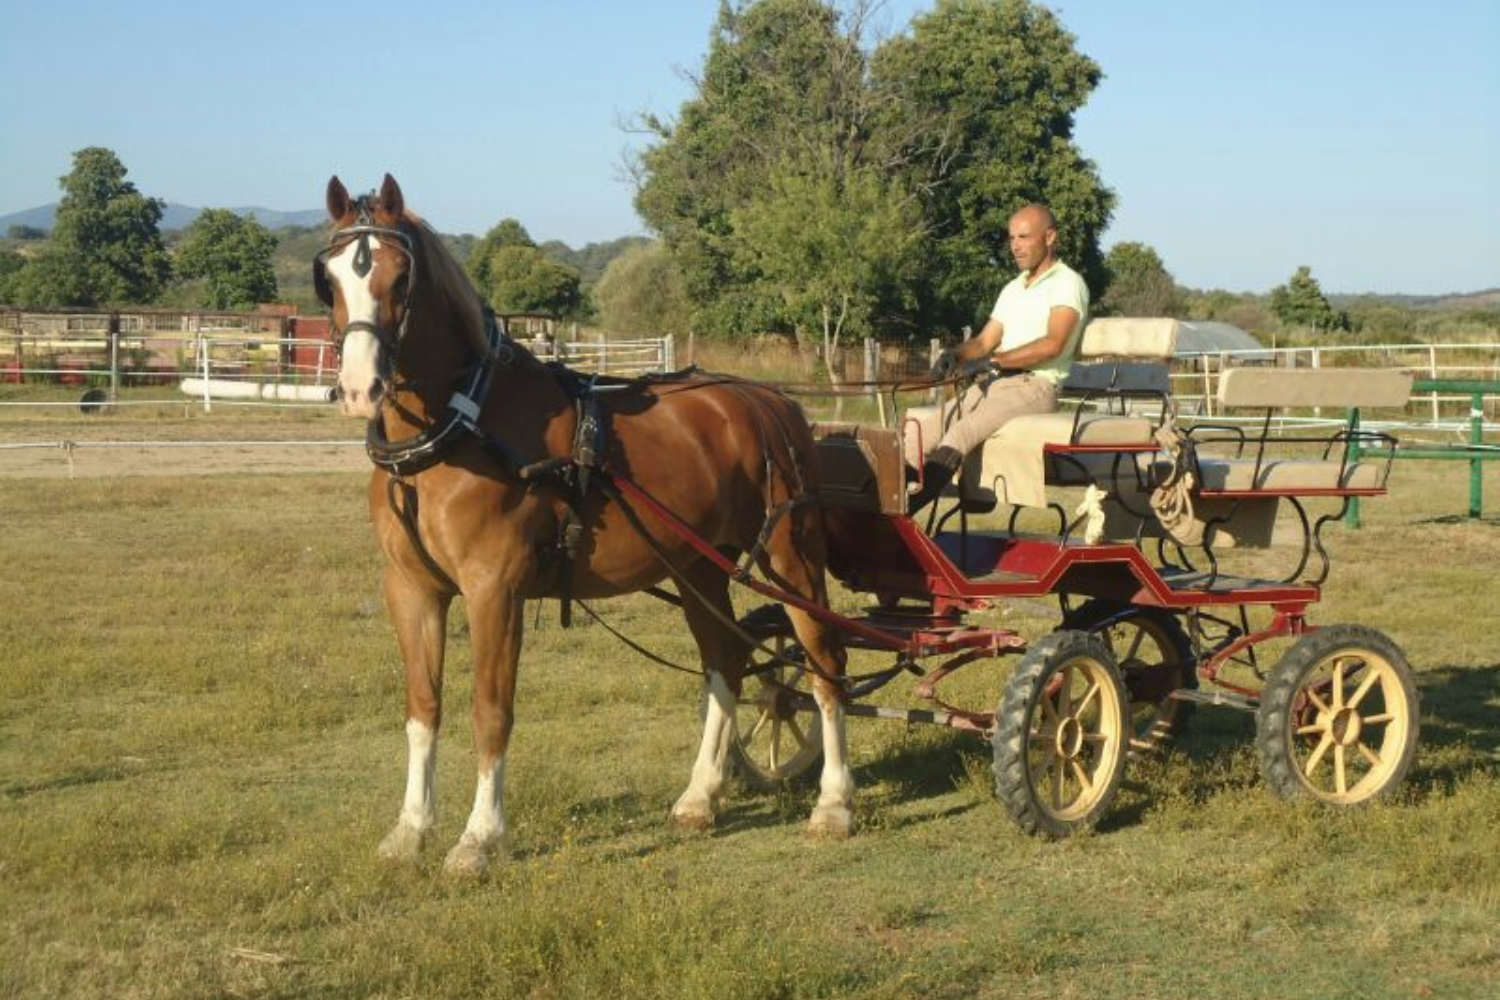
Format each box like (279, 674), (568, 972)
(1, 405), (1498, 999)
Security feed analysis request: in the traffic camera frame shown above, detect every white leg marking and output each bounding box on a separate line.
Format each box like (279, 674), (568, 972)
(444, 756), (507, 876)
(379, 718), (436, 861)
(671, 673), (735, 830)
(809, 685), (855, 837)
(399, 718), (437, 830)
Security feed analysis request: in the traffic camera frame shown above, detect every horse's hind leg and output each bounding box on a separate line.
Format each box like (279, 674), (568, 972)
(379, 564), (452, 861)
(764, 518), (854, 837)
(671, 563), (751, 831)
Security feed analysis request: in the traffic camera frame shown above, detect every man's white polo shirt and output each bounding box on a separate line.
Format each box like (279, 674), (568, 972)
(990, 260), (1090, 384)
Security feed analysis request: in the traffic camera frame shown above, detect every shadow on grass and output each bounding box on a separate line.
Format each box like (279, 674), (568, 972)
(1417, 663), (1500, 754)
(1412, 514), (1500, 528)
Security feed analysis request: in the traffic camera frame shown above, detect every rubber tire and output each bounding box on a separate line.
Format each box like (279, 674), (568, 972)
(992, 630), (1131, 838)
(1256, 625), (1419, 804)
(1064, 599), (1197, 749)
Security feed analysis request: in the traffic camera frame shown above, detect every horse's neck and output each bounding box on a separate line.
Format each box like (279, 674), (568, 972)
(382, 306), (574, 457)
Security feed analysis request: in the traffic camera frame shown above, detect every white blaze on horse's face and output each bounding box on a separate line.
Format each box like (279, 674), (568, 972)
(329, 235), (387, 418)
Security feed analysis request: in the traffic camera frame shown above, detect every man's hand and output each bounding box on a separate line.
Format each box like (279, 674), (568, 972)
(930, 347), (961, 379)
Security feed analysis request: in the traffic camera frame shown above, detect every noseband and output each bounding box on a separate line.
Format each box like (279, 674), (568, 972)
(313, 195), (418, 357)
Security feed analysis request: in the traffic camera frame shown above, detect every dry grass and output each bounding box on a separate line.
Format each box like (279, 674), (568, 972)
(0, 404), (1497, 999)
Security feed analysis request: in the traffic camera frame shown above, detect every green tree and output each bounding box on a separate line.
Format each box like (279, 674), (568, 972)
(24, 147), (173, 306)
(466, 218), (536, 293)
(1098, 242), (1181, 316)
(593, 241), (694, 336)
(636, 0), (910, 340)
(6, 225), (46, 240)
(473, 243), (582, 316)
(0, 250), (26, 302)
(173, 209), (279, 309)
(871, 0), (1115, 330)
(1270, 266), (1347, 331)
(634, 0), (1113, 341)
(732, 154), (922, 381)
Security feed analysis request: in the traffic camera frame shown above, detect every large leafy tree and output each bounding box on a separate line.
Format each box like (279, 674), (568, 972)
(634, 0), (1113, 341)
(732, 154), (922, 376)
(464, 218), (583, 316)
(636, 0), (917, 340)
(1098, 242), (1181, 317)
(872, 0), (1114, 331)
(21, 147), (173, 306)
(173, 209), (279, 309)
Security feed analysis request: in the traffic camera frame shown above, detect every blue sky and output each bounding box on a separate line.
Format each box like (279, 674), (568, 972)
(2, 1), (1495, 295)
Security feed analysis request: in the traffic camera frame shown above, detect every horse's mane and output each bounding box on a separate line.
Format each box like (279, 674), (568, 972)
(402, 212), (491, 358)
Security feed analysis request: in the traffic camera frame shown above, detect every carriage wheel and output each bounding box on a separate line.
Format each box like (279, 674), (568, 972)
(992, 631), (1129, 838)
(1065, 600), (1197, 753)
(717, 618), (823, 790)
(1256, 626), (1419, 805)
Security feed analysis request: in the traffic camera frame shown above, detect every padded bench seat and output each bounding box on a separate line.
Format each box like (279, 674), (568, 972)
(1154, 457), (1389, 495)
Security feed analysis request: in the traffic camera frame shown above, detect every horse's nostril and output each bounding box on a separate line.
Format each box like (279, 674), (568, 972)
(368, 380), (384, 403)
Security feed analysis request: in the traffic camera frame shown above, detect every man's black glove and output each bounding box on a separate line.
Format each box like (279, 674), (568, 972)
(930, 347), (961, 379)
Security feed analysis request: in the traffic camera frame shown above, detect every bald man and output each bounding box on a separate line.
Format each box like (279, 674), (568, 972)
(907, 203), (1090, 513)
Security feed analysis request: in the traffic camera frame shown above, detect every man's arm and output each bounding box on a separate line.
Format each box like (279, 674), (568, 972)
(954, 317), (1005, 362)
(992, 306), (1079, 369)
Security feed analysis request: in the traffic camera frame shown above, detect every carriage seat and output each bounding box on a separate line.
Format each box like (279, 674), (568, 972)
(955, 317), (1181, 510)
(1160, 368), (1412, 499)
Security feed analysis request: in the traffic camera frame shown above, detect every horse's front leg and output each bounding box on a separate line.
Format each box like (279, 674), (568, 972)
(443, 581), (525, 877)
(378, 564), (452, 861)
(671, 565), (748, 830)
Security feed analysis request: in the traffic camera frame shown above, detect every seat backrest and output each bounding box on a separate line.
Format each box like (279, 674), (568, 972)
(810, 421), (906, 515)
(1077, 317), (1179, 361)
(1061, 360), (1172, 396)
(1217, 367), (1413, 410)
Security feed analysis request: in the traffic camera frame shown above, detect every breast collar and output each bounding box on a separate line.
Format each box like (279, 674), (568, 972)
(365, 306), (517, 476)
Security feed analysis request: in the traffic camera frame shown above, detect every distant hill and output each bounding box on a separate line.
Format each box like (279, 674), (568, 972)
(539, 236), (652, 287)
(0, 202), (326, 234)
(1328, 288), (1500, 311)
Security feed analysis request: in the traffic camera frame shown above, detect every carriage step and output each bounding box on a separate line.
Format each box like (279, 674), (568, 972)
(1170, 688), (1259, 712)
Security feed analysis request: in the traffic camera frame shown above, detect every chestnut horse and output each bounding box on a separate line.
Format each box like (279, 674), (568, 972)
(317, 175), (851, 875)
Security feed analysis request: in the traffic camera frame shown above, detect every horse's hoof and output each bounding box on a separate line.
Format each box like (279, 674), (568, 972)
(808, 804), (854, 839)
(670, 796), (716, 832)
(442, 835), (504, 877)
(377, 823), (427, 861)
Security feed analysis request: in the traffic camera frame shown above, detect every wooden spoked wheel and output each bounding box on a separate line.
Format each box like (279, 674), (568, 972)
(992, 631), (1130, 837)
(725, 632), (823, 790)
(1256, 626), (1419, 805)
(1066, 600), (1196, 753)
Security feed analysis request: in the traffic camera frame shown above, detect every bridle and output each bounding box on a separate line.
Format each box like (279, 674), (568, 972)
(313, 194), (418, 359)
(313, 194), (520, 475)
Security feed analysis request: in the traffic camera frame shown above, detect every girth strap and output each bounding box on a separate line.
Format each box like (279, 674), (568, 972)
(386, 476), (459, 595)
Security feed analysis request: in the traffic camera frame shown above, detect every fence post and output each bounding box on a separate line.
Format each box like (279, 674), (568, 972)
(1470, 390), (1484, 519)
(929, 337), (941, 403)
(1201, 354), (1214, 417)
(662, 334), (675, 373)
(1311, 346), (1321, 418)
(1429, 344), (1439, 422)
(1345, 407), (1363, 528)
(865, 337), (888, 428)
(107, 312), (121, 404)
(197, 321), (211, 414)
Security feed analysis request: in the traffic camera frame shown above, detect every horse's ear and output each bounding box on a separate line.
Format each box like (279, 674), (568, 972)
(326, 176), (350, 221)
(378, 174), (404, 219)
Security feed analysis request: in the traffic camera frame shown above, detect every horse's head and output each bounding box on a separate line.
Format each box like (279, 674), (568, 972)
(317, 174), (417, 418)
